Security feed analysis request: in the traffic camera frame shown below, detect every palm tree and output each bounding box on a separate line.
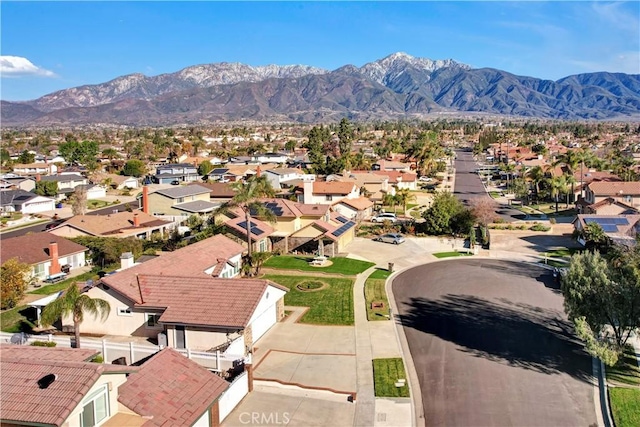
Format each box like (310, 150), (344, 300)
(554, 149), (583, 202)
(547, 175), (567, 214)
(218, 175), (275, 260)
(395, 188), (416, 213)
(40, 282), (111, 349)
(526, 165), (546, 202)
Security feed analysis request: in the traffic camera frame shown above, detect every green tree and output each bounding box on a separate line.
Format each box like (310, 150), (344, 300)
(17, 150), (35, 164)
(122, 159), (147, 177)
(580, 222), (611, 251)
(41, 282), (111, 348)
(284, 140), (297, 152)
(101, 148), (120, 160)
(547, 175), (567, 213)
(422, 192), (465, 235)
(59, 140), (99, 165)
(337, 118), (354, 157)
(0, 148), (11, 166)
(561, 249), (640, 366)
(0, 258), (32, 309)
(34, 181), (59, 197)
(217, 175), (275, 260)
(394, 188), (416, 213)
(197, 160), (214, 177)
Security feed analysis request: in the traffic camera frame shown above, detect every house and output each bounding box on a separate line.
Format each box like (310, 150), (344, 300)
(373, 159), (412, 172)
(372, 170), (418, 190)
(196, 182), (236, 202)
(285, 211), (356, 256)
(141, 185), (218, 217)
(299, 181), (359, 205)
(332, 197), (374, 221)
(581, 181), (640, 212)
(264, 168), (314, 190)
(573, 214), (640, 247)
(0, 189), (56, 214)
(11, 162), (57, 176)
(101, 173), (139, 190)
(40, 173), (88, 192)
(225, 213), (275, 253)
(0, 233), (88, 280)
(330, 171), (390, 202)
(153, 163), (199, 184)
(0, 344), (239, 427)
(49, 210), (174, 240)
(0, 175), (35, 191)
(208, 168), (240, 183)
(576, 197), (639, 215)
(0, 345), (134, 427)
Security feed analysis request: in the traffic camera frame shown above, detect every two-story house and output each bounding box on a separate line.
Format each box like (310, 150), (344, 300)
(141, 185), (218, 217)
(580, 181), (640, 213)
(264, 168), (314, 190)
(153, 163), (199, 184)
(11, 162), (57, 176)
(298, 181), (359, 205)
(372, 170), (418, 191)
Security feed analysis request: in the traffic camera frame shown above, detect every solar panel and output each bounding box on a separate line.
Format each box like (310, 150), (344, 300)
(611, 218), (629, 225)
(333, 221), (355, 237)
(601, 224), (619, 233)
(586, 217), (630, 227)
(336, 216), (349, 224)
(238, 220), (264, 236)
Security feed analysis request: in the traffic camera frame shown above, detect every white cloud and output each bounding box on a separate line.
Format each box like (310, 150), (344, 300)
(567, 51), (640, 75)
(0, 56), (56, 77)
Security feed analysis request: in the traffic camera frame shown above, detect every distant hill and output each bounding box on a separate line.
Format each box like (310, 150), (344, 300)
(3, 52), (639, 126)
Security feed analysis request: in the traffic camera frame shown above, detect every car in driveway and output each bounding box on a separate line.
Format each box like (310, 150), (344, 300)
(374, 233), (405, 244)
(371, 213), (397, 223)
(418, 176), (433, 182)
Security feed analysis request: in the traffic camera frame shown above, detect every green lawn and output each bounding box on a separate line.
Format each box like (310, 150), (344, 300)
(545, 248), (580, 259)
(489, 191), (501, 199)
(365, 276), (390, 321)
(433, 251), (473, 258)
(373, 358), (410, 397)
(263, 274), (354, 325)
(263, 256), (374, 276)
(368, 268), (392, 280)
(609, 388), (640, 427)
(606, 345), (640, 427)
(0, 306), (35, 333)
(29, 270), (100, 295)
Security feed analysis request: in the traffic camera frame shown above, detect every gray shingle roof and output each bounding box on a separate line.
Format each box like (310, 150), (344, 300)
(155, 184), (211, 199)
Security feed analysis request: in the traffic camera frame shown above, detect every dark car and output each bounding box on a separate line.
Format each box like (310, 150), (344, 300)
(171, 180), (181, 185)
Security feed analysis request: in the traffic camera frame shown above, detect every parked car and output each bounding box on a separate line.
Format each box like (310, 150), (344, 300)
(418, 176), (433, 182)
(374, 233), (406, 245)
(371, 213), (397, 223)
(171, 180), (180, 185)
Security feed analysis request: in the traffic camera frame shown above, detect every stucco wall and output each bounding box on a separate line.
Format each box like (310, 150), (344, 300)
(64, 373), (129, 427)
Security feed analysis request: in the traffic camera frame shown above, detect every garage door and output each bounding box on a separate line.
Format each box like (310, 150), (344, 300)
(251, 304), (276, 344)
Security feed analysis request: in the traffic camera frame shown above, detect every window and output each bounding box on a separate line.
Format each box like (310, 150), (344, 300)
(177, 197), (184, 203)
(624, 195), (632, 203)
(325, 195), (333, 202)
(34, 263), (46, 278)
(80, 385), (109, 427)
(146, 313), (161, 328)
(259, 239), (268, 252)
(117, 307), (132, 317)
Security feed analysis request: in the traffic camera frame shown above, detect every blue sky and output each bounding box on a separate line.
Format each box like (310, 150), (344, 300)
(2, 1), (639, 101)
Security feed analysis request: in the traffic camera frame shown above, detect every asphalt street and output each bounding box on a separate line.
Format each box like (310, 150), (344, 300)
(454, 150), (524, 222)
(392, 259), (596, 427)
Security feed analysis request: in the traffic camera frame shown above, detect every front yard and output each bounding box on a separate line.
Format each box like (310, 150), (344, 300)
(263, 255), (374, 276)
(607, 345), (640, 427)
(263, 274), (354, 325)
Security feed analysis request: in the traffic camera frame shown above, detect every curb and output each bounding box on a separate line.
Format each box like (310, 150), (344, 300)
(595, 358), (615, 427)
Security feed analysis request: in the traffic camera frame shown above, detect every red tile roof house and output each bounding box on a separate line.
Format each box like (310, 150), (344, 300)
(581, 181), (640, 212)
(0, 233), (88, 281)
(0, 344), (235, 427)
(60, 235), (287, 358)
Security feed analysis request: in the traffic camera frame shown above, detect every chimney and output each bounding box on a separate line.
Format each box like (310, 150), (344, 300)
(142, 186), (149, 214)
(256, 165), (262, 177)
(303, 181), (313, 204)
(36, 174), (41, 182)
(49, 242), (61, 275)
(120, 252), (134, 270)
(133, 213), (140, 227)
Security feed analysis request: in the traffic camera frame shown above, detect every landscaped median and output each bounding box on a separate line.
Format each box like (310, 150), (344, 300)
(373, 358), (410, 398)
(262, 255), (374, 275)
(606, 345), (640, 427)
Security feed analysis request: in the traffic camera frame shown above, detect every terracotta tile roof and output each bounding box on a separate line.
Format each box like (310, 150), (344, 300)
(588, 181), (640, 196)
(101, 234), (245, 303)
(118, 348), (228, 427)
(225, 215), (274, 242)
(52, 210), (172, 237)
(0, 344), (98, 362)
(573, 170), (621, 184)
(313, 181), (356, 195)
(371, 170), (417, 183)
(335, 196), (374, 210)
(133, 275), (286, 328)
(1, 351), (133, 427)
(194, 182), (237, 198)
(294, 202), (330, 216)
(0, 233), (87, 266)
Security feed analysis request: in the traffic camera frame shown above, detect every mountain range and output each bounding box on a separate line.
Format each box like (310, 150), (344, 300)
(3, 52), (639, 126)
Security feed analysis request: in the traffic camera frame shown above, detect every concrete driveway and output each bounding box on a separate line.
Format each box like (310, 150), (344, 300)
(392, 259), (596, 426)
(344, 237), (455, 270)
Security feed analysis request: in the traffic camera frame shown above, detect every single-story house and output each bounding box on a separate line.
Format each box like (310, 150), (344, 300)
(0, 175), (35, 192)
(49, 210), (174, 240)
(58, 184), (107, 201)
(0, 233), (88, 280)
(140, 185), (217, 217)
(196, 182), (237, 202)
(208, 168), (240, 183)
(287, 212), (356, 256)
(332, 196), (374, 221)
(372, 170), (418, 190)
(40, 173), (88, 192)
(0, 189), (56, 214)
(100, 173), (139, 190)
(11, 162), (57, 176)
(573, 214), (640, 247)
(225, 214), (275, 254)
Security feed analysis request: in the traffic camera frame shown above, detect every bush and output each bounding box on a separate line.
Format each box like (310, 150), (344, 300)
(90, 354), (104, 363)
(549, 218), (557, 224)
(31, 340), (57, 347)
(530, 223), (551, 232)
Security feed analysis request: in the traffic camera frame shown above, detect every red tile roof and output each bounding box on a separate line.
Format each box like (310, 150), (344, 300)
(312, 181), (356, 195)
(0, 344), (98, 362)
(588, 181), (640, 196)
(134, 275), (286, 328)
(101, 234), (245, 303)
(225, 215), (275, 242)
(0, 233), (87, 266)
(334, 196), (374, 210)
(371, 170), (417, 183)
(0, 348), (133, 427)
(118, 348), (228, 427)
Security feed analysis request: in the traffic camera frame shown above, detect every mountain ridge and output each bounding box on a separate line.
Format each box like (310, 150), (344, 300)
(3, 52), (639, 125)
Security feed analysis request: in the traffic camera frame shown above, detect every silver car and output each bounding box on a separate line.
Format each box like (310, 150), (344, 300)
(374, 233), (405, 244)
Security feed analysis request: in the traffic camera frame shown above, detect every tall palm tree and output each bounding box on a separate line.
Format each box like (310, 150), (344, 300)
(526, 165), (546, 202)
(554, 149), (583, 202)
(40, 283), (111, 349)
(218, 175), (275, 259)
(547, 175), (567, 213)
(395, 188), (416, 213)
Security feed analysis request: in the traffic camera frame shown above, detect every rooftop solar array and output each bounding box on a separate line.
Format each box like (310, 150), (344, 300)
(335, 216), (349, 224)
(600, 224), (619, 233)
(585, 217), (629, 226)
(333, 220), (356, 237)
(238, 220), (264, 236)
(211, 168), (229, 175)
(264, 202), (284, 216)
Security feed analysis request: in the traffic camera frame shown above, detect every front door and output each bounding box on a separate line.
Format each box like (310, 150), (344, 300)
(175, 325), (186, 349)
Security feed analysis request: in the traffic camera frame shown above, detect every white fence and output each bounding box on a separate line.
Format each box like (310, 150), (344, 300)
(219, 371), (249, 423)
(0, 332), (244, 372)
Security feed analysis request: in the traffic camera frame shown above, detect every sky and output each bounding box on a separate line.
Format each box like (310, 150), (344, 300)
(1, 1), (639, 101)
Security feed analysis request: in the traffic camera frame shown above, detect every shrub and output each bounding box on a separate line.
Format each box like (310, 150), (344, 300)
(31, 341), (57, 347)
(530, 223), (551, 232)
(90, 354), (104, 363)
(549, 218), (557, 224)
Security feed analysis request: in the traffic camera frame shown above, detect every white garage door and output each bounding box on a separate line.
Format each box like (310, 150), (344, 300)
(251, 304), (276, 344)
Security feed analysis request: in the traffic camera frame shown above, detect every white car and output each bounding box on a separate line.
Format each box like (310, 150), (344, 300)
(418, 176), (433, 182)
(371, 213), (397, 223)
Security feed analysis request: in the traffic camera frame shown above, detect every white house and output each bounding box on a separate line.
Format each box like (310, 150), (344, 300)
(0, 189), (56, 214)
(264, 168), (314, 190)
(300, 181), (359, 205)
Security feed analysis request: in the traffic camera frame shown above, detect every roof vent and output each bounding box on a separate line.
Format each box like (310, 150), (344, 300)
(38, 373), (57, 389)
